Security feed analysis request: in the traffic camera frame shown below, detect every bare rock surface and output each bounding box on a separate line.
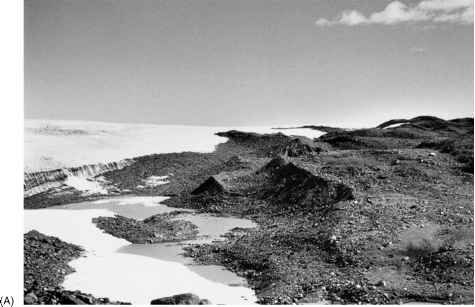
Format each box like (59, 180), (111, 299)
(150, 293), (211, 305)
(93, 211), (198, 244)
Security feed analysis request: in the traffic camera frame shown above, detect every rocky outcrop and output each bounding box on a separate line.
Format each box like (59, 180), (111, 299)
(24, 289), (130, 305)
(282, 138), (324, 157)
(216, 130), (295, 156)
(258, 155), (288, 174)
(189, 156), (354, 214)
(223, 155), (252, 169)
(258, 158), (354, 210)
(24, 230), (128, 305)
(217, 130), (325, 158)
(216, 130), (288, 143)
(191, 176), (228, 195)
(24, 230), (84, 292)
(150, 293), (211, 305)
(93, 212), (198, 244)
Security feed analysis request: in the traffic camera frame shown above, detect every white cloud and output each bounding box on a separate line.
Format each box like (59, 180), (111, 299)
(433, 5), (474, 23)
(369, 1), (430, 24)
(315, 0), (474, 26)
(410, 47), (426, 54)
(418, 0), (473, 11)
(340, 10), (369, 25)
(315, 18), (331, 26)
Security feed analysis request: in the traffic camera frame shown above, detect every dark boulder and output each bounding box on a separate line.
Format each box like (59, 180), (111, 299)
(59, 293), (86, 305)
(191, 176), (227, 195)
(150, 293), (211, 305)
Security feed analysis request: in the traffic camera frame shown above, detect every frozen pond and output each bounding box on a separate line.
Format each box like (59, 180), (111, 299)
(24, 196), (257, 304)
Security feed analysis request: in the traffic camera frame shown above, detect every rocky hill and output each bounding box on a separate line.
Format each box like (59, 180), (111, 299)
(320, 116), (473, 173)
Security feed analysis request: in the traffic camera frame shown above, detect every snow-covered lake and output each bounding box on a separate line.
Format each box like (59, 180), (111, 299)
(25, 196), (257, 304)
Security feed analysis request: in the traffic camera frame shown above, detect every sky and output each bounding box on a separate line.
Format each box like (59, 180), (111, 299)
(25, 0), (474, 127)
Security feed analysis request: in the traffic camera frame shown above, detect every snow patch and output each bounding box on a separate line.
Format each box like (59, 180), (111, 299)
(143, 175), (169, 187)
(63, 175), (108, 195)
(383, 123), (405, 129)
(91, 196), (171, 207)
(234, 126), (325, 139)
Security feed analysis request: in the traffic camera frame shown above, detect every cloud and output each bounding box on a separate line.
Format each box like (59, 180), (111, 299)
(315, 0), (474, 26)
(418, 0), (473, 11)
(410, 47), (426, 55)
